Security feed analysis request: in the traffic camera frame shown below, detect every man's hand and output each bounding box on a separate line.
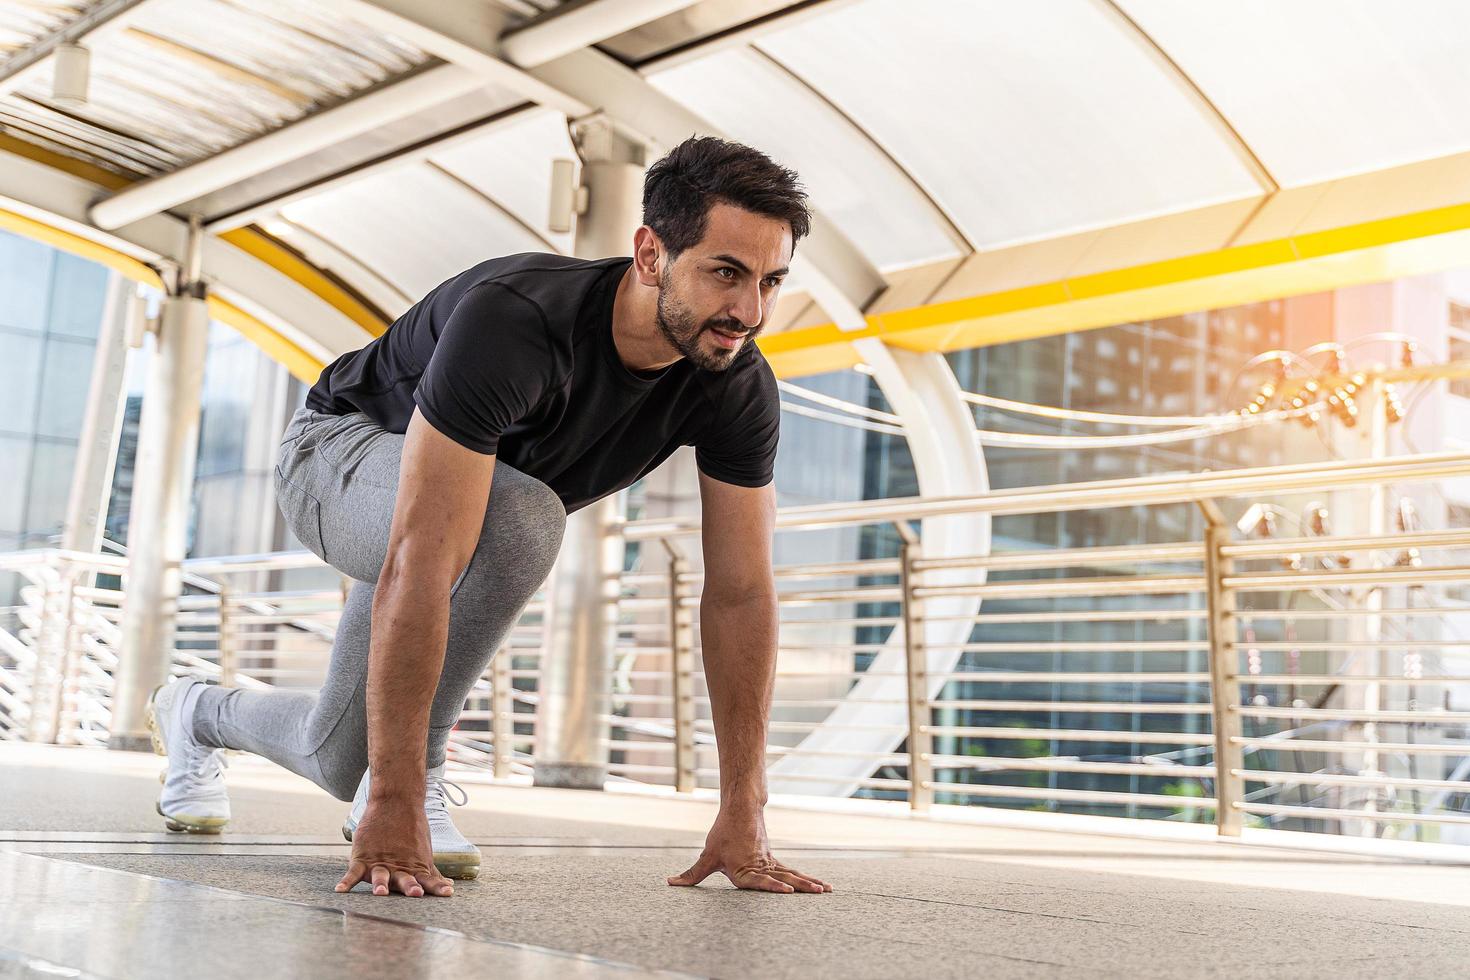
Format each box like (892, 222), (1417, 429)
(336, 799), (454, 898)
(667, 809), (831, 894)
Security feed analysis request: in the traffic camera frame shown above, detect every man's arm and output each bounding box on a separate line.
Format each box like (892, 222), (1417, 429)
(666, 472), (831, 894)
(336, 409), (496, 899)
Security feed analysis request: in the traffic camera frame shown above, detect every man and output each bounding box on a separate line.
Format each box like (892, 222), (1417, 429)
(145, 136), (833, 899)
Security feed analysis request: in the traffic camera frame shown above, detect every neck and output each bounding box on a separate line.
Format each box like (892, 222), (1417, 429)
(611, 264), (682, 373)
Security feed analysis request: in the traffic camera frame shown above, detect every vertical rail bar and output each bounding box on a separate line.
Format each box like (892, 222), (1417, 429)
(665, 540), (697, 793)
(217, 586), (235, 688)
(47, 568), (79, 745)
(491, 640), (512, 780)
(1202, 505), (1245, 836)
(25, 573), (63, 743)
(896, 521), (932, 811)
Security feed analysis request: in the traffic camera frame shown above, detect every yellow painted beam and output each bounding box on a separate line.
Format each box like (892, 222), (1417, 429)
(0, 207), (324, 383)
(0, 207), (162, 287)
(216, 227), (388, 338)
(758, 202), (1470, 379)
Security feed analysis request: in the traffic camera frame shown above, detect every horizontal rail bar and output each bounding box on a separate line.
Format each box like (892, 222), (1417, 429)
(1226, 565), (1470, 591)
(622, 450), (1470, 538)
(928, 756), (1214, 778)
(1236, 803), (1470, 826)
(926, 783), (1216, 808)
(1236, 706), (1470, 723)
(1221, 527), (1470, 559)
(915, 543), (1202, 572)
(1236, 769), (1470, 793)
(928, 726), (1214, 745)
(1234, 737), (1470, 755)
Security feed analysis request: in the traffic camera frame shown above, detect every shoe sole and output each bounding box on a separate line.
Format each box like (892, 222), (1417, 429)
(341, 823), (481, 880)
(147, 683), (228, 836)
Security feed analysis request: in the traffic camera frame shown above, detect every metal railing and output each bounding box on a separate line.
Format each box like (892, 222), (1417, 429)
(5, 448), (1470, 846)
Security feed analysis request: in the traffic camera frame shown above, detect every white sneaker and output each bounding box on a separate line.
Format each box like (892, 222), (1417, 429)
(146, 679), (230, 834)
(342, 763), (481, 880)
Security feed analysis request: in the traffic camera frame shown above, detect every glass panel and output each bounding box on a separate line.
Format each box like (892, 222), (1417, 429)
(282, 162), (554, 298)
(758, 0), (1262, 249)
(0, 330), (44, 437)
(1119, 0), (1470, 186)
(35, 337), (96, 440)
(47, 253), (110, 340)
(0, 230), (54, 333)
(431, 109), (577, 256)
(0, 435), (32, 535)
(24, 440), (76, 541)
(197, 334), (257, 479)
(648, 48), (961, 271)
(191, 478), (242, 558)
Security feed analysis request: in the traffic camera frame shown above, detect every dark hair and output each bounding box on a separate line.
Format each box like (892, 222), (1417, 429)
(642, 136), (811, 258)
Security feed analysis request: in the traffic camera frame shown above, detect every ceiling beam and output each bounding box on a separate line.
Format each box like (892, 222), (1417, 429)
(88, 63), (484, 230)
(498, 0), (706, 66)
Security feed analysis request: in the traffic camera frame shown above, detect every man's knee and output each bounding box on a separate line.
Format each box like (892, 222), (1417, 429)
(317, 757), (366, 802)
(483, 469), (567, 571)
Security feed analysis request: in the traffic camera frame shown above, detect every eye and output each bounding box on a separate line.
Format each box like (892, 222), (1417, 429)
(715, 267), (737, 280)
(763, 277), (784, 289)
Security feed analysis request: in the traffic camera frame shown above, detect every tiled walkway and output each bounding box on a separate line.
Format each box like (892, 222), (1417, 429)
(4, 743), (1469, 979)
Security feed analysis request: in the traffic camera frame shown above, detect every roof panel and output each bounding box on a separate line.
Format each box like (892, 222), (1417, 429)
(756, 0), (1263, 249)
(430, 108), (575, 255)
(1118, 0), (1470, 186)
(647, 46), (964, 272)
(279, 162), (551, 297)
(0, 0), (434, 175)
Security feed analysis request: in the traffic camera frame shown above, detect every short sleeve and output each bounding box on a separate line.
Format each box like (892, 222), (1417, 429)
(413, 281), (555, 455)
(695, 356), (780, 488)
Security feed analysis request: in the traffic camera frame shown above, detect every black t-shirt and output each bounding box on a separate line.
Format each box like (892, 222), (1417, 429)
(305, 253), (780, 514)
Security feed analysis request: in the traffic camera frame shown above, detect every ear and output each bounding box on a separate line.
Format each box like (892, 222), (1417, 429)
(632, 226), (663, 287)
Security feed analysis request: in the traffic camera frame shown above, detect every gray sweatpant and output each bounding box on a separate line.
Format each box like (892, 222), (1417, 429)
(192, 408), (567, 800)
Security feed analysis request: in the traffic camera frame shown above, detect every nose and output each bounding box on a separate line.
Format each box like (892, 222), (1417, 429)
(729, 281), (763, 330)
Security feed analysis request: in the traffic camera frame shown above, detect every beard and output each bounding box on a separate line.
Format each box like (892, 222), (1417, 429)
(656, 269), (760, 372)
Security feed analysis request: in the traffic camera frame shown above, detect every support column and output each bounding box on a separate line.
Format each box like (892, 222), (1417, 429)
(533, 120), (644, 789)
(61, 272), (132, 558)
(108, 218), (210, 751)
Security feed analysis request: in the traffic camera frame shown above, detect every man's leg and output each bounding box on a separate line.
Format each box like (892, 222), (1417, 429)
(189, 409), (566, 800)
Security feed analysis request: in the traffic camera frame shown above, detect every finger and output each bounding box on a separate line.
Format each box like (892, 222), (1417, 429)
(732, 870), (794, 894)
(336, 860), (367, 894)
(772, 865), (833, 893)
(370, 864), (391, 897)
(767, 870), (825, 894)
(667, 852), (718, 887)
(417, 870), (454, 898)
(391, 870), (424, 898)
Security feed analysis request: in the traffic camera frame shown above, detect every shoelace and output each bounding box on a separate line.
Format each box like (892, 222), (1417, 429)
(424, 772), (468, 818)
(180, 745), (228, 795)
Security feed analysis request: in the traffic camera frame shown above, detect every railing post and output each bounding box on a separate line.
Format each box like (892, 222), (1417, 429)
(217, 585), (235, 688)
(663, 538), (697, 793)
(491, 640), (513, 779)
(895, 520), (932, 811)
(1201, 500), (1245, 836)
(25, 569), (68, 744)
(33, 567), (79, 745)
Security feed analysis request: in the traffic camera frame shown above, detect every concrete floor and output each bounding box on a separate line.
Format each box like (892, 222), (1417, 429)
(4, 743), (1470, 979)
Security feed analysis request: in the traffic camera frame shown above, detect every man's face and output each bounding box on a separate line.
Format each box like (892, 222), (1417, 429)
(655, 202), (792, 372)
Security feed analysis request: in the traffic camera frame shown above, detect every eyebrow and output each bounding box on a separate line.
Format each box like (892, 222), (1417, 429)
(711, 254), (790, 278)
